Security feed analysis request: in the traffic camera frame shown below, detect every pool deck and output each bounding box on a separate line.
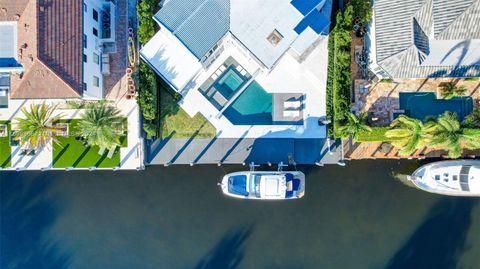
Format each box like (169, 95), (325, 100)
(353, 78), (480, 126)
(146, 137), (343, 166)
(348, 77), (480, 160)
(177, 34), (329, 139)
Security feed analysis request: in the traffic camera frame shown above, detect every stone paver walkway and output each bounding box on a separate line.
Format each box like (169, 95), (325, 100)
(353, 78), (480, 126)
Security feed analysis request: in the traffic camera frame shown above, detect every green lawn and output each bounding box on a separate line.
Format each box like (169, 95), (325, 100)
(52, 119), (128, 168)
(0, 121), (11, 168)
(356, 127), (391, 142)
(160, 87), (216, 138)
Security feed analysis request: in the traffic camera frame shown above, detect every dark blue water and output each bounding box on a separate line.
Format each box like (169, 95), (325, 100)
(1, 160), (479, 269)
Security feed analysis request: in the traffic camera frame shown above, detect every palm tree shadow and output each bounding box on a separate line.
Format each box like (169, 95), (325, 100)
(384, 198), (476, 269)
(1, 173), (72, 269)
(193, 224), (254, 269)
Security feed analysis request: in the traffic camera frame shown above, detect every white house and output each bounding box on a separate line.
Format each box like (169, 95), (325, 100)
(141, 0), (332, 139)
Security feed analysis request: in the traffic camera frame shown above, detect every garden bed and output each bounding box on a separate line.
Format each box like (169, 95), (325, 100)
(0, 121), (11, 168)
(52, 120), (128, 168)
(160, 87), (216, 138)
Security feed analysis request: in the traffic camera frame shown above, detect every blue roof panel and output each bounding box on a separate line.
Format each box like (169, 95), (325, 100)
(293, 0), (331, 35)
(155, 0), (205, 32)
(290, 0), (325, 15)
(154, 0), (230, 59)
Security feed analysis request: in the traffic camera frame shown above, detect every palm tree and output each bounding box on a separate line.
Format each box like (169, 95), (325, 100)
(76, 104), (127, 150)
(14, 102), (63, 149)
(440, 82), (467, 100)
(430, 111), (480, 158)
(385, 115), (435, 156)
(337, 112), (372, 140)
(462, 108), (480, 128)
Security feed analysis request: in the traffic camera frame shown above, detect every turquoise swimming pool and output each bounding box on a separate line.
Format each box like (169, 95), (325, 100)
(223, 81), (273, 125)
(215, 68), (246, 99)
(399, 92), (473, 121)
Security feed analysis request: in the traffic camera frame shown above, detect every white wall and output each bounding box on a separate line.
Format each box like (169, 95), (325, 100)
(82, 0), (105, 99)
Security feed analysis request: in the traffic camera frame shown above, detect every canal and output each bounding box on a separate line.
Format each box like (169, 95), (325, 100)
(1, 160), (479, 269)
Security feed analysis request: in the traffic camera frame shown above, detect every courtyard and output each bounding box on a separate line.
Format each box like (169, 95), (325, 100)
(346, 78), (480, 160)
(352, 78), (480, 126)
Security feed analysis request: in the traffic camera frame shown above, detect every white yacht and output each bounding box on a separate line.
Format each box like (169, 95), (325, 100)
(409, 160), (480, 196)
(220, 171), (305, 200)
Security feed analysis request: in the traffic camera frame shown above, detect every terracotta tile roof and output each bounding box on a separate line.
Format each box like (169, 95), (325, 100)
(1, 0), (83, 99)
(0, 0), (30, 21)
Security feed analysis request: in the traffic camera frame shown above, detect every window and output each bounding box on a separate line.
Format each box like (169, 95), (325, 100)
(93, 27), (98, 37)
(83, 54), (87, 62)
(83, 82), (87, 92)
(267, 29), (283, 46)
(93, 76), (99, 87)
(93, 9), (98, 21)
(83, 34), (87, 48)
(93, 53), (99, 65)
(83, 3), (87, 12)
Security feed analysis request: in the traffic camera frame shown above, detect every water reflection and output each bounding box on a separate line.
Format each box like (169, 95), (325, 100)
(193, 224), (254, 269)
(1, 173), (71, 269)
(385, 198), (476, 269)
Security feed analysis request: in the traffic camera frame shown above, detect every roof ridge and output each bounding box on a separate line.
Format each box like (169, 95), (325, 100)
(435, 0), (477, 38)
(173, 0), (217, 35)
(21, 59), (81, 97)
(36, 59), (81, 97)
(378, 45), (413, 66)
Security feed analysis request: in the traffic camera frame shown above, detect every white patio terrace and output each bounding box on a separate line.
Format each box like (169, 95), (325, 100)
(142, 31), (329, 139)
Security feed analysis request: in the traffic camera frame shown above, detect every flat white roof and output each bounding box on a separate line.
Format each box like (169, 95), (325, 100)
(140, 30), (202, 91)
(230, 0), (304, 68)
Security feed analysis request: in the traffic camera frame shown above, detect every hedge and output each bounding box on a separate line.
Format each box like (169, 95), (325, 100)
(137, 0), (158, 44)
(137, 0), (160, 137)
(326, 6), (354, 138)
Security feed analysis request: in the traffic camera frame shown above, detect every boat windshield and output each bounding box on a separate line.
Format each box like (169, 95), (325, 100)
(249, 175), (262, 198)
(460, 165), (471, 191)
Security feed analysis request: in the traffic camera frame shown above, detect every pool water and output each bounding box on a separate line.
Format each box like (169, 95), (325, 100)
(216, 68), (245, 99)
(223, 81), (273, 125)
(399, 92), (473, 121)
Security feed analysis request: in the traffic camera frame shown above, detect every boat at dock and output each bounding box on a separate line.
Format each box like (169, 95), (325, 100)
(220, 171), (305, 200)
(408, 160), (480, 197)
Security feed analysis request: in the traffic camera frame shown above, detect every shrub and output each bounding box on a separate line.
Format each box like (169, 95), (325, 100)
(143, 122), (157, 138)
(137, 62), (158, 121)
(326, 5), (354, 138)
(439, 82), (466, 100)
(348, 0), (373, 23)
(137, 0), (158, 44)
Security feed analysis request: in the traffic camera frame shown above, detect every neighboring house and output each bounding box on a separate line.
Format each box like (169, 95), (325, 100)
(367, 0), (480, 79)
(141, 0), (332, 139)
(0, 0), (118, 108)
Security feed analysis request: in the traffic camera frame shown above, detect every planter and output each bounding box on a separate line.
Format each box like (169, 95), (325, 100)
(126, 94), (132, 100)
(126, 68), (133, 74)
(127, 78), (134, 85)
(128, 27), (134, 34)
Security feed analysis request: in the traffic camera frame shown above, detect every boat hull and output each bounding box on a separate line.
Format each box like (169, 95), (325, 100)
(220, 171), (305, 200)
(410, 160), (480, 197)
